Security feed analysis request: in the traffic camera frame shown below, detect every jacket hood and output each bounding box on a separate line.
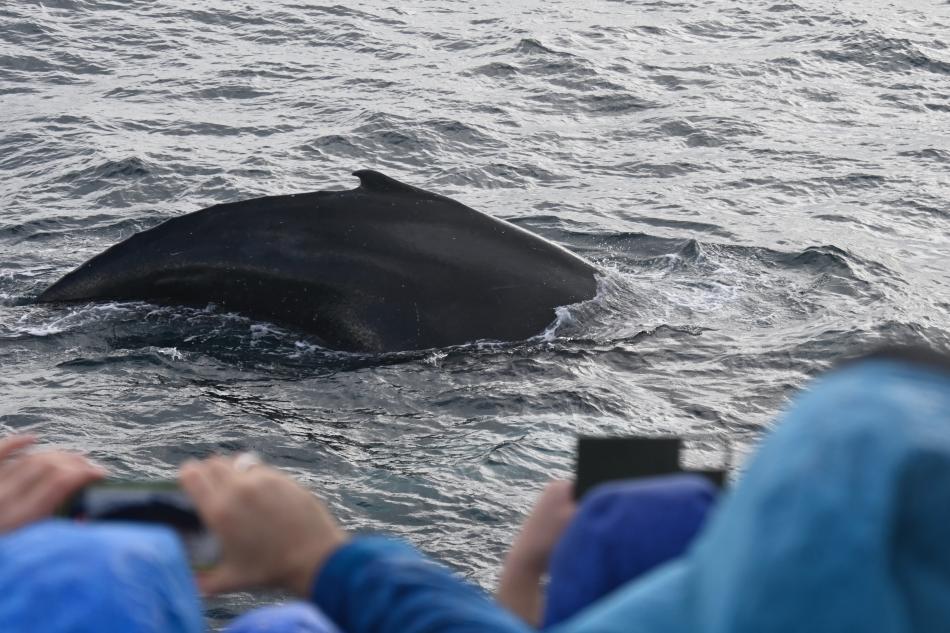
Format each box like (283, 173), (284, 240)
(558, 356), (950, 633)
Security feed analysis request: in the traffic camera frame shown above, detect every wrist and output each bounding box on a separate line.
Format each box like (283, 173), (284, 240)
(288, 530), (350, 597)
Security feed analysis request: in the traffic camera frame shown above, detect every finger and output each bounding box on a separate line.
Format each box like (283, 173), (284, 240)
(0, 435), (35, 461)
(0, 454), (58, 497)
(549, 480), (576, 507)
(544, 479), (573, 497)
(195, 564), (250, 596)
(2, 452), (101, 485)
(180, 456), (244, 530)
(181, 455), (235, 493)
(202, 455), (237, 488)
(179, 460), (217, 519)
(0, 453), (103, 521)
(4, 461), (104, 529)
(39, 463), (105, 511)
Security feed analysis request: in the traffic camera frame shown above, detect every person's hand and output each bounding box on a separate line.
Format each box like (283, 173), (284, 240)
(506, 480), (576, 575)
(496, 480), (577, 626)
(0, 434), (106, 533)
(180, 455), (348, 597)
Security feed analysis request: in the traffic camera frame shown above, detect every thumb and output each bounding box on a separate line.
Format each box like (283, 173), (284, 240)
(195, 564), (250, 596)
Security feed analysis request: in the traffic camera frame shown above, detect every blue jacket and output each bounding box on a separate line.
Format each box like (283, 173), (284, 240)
(543, 475), (716, 628)
(0, 521), (203, 633)
(311, 357), (950, 633)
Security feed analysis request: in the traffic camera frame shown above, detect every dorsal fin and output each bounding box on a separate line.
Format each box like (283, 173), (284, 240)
(353, 170), (431, 197)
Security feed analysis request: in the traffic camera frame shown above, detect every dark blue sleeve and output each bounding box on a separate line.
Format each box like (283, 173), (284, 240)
(310, 536), (532, 633)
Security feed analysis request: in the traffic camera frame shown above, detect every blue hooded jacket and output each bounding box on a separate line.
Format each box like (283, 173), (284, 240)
(0, 521), (203, 633)
(311, 355), (950, 633)
(542, 475), (717, 628)
(563, 355), (950, 633)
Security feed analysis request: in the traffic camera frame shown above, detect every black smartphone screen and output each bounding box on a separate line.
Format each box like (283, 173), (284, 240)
(574, 436), (682, 499)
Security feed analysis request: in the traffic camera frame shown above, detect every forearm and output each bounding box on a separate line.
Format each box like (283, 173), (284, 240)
(312, 536), (532, 633)
(495, 548), (545, 627)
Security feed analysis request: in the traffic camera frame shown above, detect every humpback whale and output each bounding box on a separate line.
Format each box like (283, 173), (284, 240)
(38, 170), (598, 353)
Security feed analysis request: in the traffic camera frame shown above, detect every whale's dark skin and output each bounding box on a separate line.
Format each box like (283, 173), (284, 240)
(38, 170), (599, 353)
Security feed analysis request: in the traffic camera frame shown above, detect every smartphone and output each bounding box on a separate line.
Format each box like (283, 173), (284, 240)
(574, 436), (726, 499)
(61, 481), (219, 568)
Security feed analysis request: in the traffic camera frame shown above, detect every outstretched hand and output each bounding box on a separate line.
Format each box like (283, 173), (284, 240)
(180, 455), (348, 597)
(0, 434), (106, 533)
(497, 480), (577, 626)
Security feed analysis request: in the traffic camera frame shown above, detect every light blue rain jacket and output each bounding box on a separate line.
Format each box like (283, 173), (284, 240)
(311, 355), (950, 633)
(225, 602), (341, 633)
(563, 355), (950, 632)
(0, 521), (203, 633)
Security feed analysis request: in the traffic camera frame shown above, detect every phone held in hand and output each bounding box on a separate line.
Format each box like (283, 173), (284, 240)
(60, 481), (219, 568)
(574, 436), (728, 499)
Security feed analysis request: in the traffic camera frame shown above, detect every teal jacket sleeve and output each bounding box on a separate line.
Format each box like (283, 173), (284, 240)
(310, 536), (532, 633)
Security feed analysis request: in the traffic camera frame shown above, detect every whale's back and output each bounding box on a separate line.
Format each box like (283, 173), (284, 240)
(38, 171), (598, 352)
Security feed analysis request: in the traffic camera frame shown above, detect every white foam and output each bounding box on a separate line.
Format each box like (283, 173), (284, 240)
(424, 350), (448, 365)
(540, 305), (576, 341)
(288, 340), (322, 358)
(14, 302), (143, 337)
(152, 347), (184, 361)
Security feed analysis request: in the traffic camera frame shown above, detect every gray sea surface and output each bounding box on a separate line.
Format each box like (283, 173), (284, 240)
(1, 0), (948, 625)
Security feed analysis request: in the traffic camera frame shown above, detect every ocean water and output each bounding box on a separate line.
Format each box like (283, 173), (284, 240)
(1, 0), (948, 624)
